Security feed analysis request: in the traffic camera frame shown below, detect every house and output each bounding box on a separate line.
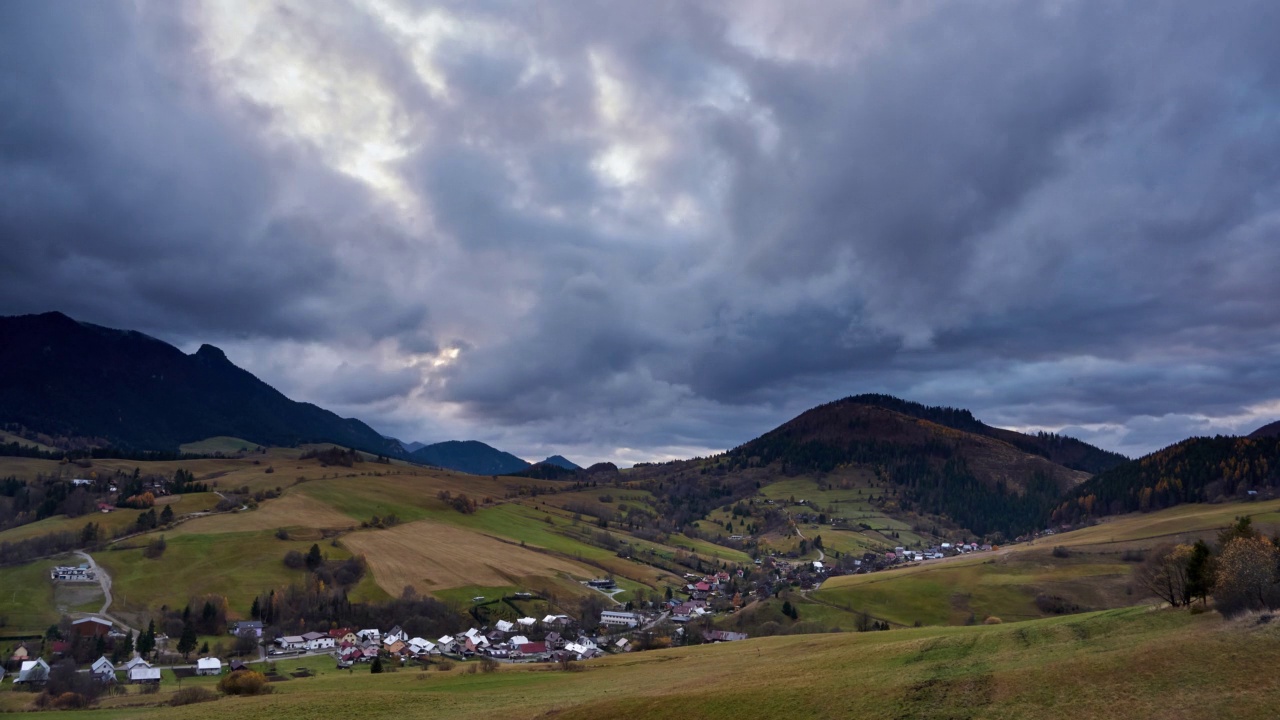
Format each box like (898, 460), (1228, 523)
(384, 639), (406, 655)
(329, 629), (358, 645)
(196, 657), (222, 676)
(72, 478), (93, 487)
(301, 631), (335, 650)
(229, 621), (263, 637)
(494, 619), (514, 633)
(73, 616), (113, 637)
(91, 656), (115, 676)
(229, 660), (248, 672)
(384, 625), (408, 643)
(509, 635), (530, 647)
(516, 642), (548, 657)
(543, 614), (571, 626)
(10, 642), (30, 662)
(600, 611), (640, 628)
(275, 635), (306, 651)
(122, 656), (152, 672)
(615, 638), (630, 651)
(517, 617), (537, 628)
(129, 666), (161, 684)
(15, 658), (50, 684)
(407, 638), (436, 656)
(356, 628), (381, 642)
(436, 635), (458, 654)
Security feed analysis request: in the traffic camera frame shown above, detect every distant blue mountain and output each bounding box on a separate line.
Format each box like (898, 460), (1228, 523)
(539, 455), (581, 470)
(409, 440), (531, 475)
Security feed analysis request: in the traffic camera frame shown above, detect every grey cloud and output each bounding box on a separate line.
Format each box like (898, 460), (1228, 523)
(4, 1), (1280, 463)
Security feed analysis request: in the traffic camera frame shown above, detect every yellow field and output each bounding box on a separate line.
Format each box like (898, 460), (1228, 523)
(341, 520), (600, 595)
(1046, 498), (1280, 548)
(169, 492), (357, 535)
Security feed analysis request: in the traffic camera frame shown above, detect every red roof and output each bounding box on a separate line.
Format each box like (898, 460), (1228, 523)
(518, 642), (547, 654)
(694, 582), (711, 591)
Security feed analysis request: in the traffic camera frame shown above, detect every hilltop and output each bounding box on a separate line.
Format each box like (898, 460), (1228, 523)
(0, 312), (403, 456)
(409, 440), (530, 475)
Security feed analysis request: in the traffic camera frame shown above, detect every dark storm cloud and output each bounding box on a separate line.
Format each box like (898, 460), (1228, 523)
(3, 1), (1280, 463)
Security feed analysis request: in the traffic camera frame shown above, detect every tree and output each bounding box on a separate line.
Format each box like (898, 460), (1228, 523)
(1134, 543), (1193, 607)
(250, 596), (261, 620)
(305, 544), (323, 571)
(177, 623), (198, 660)
(370, 656), (384, 674)
(138, 620), (156, 656)
(1185, 540), (1216, 606)
(1213, 536), (1280, 617)
(1218, 516), (1258, 547)
(160, 504), (174, 524)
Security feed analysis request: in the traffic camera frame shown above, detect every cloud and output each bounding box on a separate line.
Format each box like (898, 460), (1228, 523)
(3, 0), (1280, 464)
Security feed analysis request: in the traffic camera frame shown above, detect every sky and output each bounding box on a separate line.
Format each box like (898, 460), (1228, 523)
(2, 1), (1279, 466)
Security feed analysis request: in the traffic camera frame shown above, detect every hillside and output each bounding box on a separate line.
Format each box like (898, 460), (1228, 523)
(844, 394), (1129, 473)
(707, 398), (1096, 538)
(0, 312), (404, 456)
(2, 607), (1277, 719)
(541, 454), (581, 470)
(1250, 419), (1280, 438)
(410, 440), (531, 475)
(1053, 434), (1280, 522)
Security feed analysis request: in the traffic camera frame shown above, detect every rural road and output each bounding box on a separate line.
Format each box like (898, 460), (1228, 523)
(72, 550), (134, 635)
(788, 514), (825, 562)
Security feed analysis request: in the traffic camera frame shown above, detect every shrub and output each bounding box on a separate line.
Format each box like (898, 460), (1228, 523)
(465, 664), (478, 674)
(1121, 548), (1145, 563)
(275, 528), (289, 540)
(218, 669), (271, 696)
(435, 660), (455, 672)
(170, 687), (218, 706)
(283, 550), (305, 569)
(1051, 546), (1070, 558)
(983, 616), (1002, 624)
(1035, 594), (1082, 615)
(478, 657), (500, 673)
(1213, 536), (1280, 618)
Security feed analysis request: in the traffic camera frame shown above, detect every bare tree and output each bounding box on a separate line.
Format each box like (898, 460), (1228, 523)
(1134, 543), (1193, 607)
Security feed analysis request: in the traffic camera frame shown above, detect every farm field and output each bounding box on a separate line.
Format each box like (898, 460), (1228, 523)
(6, 607), (1280, 720)
(341, 519), (601, 596)
(0, 492), (221, 544)
(178, 436), (260, 454)
(96, 529), (387, 619)
(813, 549), (1133, 627)
(810, 499), (1280, 627)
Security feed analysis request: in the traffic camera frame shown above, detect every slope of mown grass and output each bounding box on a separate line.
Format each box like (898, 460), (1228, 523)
(178, 436), (259, 454)
(814, 549), (1133, 626)
(97, 529), (386, 617)
(10, 607), (1280, 720)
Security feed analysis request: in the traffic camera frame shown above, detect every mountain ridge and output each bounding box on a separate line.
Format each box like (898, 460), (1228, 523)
(0, 311), (404, 457)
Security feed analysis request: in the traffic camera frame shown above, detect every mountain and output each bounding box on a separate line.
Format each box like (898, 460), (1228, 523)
(540, 455), (581, 470)
(384, 437), (428, 454)
(844, 394), (1129, 473)
(0, 311), (404, 456)
(1052, 434), (1280, 523)
(410, 440), (530, 475)
(1250, 420), (1280, 438)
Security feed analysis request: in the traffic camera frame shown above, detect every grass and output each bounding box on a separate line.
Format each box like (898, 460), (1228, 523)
(96, 529), (386, 618)
(7, 607), (1280, 719)
(0, 556), (74, 635)
(179, 436), (260, 454)
(340, 520), (601, 597)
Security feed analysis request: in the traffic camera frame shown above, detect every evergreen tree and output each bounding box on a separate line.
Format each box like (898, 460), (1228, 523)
(177, 623), (198, 660)
(250, 596), (261, 620)
(306, 543), (323, 571)
(370, 656), (384, 674)
(160, 504), (174, 524)
(1186, 539), (1216, 605)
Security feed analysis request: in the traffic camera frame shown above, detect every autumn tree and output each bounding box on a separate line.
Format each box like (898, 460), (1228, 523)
(1213, 536), (1280, 617)
(1134, 543), (1194, 607)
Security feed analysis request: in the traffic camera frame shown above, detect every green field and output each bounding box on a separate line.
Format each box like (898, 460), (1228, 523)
(0, 556), (72, 635)
(3, 607), (1278, 719)
(96, 529), (387, 619)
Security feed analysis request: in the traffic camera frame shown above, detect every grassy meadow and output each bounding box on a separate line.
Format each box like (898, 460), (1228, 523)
(5, 606), (1279, 719)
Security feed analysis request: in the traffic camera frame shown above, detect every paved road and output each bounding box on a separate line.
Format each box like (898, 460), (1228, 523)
(72, 550), (134, 635)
